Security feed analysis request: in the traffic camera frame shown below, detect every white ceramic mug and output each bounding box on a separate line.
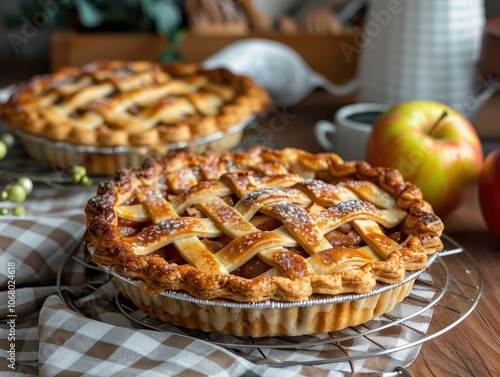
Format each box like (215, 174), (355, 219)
(314, 103), (389, 161)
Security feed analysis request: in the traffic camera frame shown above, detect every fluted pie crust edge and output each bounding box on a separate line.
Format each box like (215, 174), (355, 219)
(114, 276), (416, 337)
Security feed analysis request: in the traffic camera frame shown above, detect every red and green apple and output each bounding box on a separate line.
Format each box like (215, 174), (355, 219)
(366, 100), (483, 216)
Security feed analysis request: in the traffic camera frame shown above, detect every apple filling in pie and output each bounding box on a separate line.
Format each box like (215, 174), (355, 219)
(84, 147), (444, 335)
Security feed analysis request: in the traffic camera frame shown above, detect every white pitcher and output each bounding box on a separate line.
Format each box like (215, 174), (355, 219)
(357, 0), (485, 111)
(204, 0), (490, 118)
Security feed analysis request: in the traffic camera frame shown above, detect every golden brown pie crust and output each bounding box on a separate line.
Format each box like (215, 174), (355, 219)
(114, 276), (416, 337)
(2, 60), (271, 175)
(84, 147), (444, 306)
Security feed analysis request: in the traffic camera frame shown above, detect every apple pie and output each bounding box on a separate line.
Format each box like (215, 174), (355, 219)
(2, 60), (271, 175)
(84, 147), (444, 336)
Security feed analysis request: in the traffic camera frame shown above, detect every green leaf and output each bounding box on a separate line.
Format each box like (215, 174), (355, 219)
(142, 0), (182, 35)
(4, 0), (182, 35)
(141, 0), (157, 19)
(75, 0), (104, 28)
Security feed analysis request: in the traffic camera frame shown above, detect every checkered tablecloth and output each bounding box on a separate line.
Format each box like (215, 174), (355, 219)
(0, 177), (433, 377)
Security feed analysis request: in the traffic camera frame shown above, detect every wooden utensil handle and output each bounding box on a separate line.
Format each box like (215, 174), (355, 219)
(237, 0), (272, 31)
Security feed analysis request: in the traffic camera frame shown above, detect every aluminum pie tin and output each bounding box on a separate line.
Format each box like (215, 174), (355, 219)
(17, 114), (255, 155)
(16, 115), (256, 175)
(95, 250), (439, 310)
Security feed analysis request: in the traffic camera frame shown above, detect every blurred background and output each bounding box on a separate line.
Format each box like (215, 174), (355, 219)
(1, 0), (499, 74)
(1, 0), (500, 140)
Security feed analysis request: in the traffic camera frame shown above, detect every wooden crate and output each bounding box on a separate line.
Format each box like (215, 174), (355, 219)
(50, 30), (359, 86)
(50, 30), (167, 71)
(178, 33), (359, 85)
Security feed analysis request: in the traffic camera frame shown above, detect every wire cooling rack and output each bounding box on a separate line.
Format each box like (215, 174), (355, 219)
(59, 234), (482, 376)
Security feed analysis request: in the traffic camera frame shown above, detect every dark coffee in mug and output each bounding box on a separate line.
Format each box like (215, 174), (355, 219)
(346, 111), (384, 125)
(314, 103), (389, 161)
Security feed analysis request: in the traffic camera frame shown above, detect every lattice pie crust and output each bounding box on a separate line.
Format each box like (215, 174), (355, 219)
(84, 147), (444, 336)
(2, 60), (271, 174)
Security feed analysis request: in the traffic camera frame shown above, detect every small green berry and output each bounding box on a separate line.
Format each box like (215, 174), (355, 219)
(12, 206), (25, 216)
(0, 208), (8, 215)
(17, 177), (33, 195)
(71, 165), (91, 185)
(0, 190), (8, 201)
(80, 176), (93, 186)
(72, 165), (87, 177)
(0, 140), (7, 160)
(72, 174), (82, 184)
(0, 133), (15, 148)
(7, 184), (27, 203)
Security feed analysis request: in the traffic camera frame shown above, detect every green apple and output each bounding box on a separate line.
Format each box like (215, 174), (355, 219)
(366, 100), (483, 216)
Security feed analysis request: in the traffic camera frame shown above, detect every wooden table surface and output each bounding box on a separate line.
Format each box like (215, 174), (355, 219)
(259, 91), (500, 376)
(1, 62), (498, 376)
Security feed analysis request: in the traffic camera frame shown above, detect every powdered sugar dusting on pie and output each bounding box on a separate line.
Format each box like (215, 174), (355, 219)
(85, 147), (444, 305)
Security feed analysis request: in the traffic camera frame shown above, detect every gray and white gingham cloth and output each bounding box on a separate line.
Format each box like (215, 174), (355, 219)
(0, 185), (433, 376)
